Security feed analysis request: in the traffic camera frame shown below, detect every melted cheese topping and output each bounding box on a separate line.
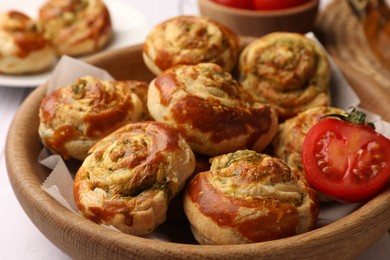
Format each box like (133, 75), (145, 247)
(209, 150), (304, 203)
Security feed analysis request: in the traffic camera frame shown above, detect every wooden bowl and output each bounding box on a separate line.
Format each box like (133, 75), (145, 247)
(5, 44), (390, 259)
(198, 0), (319, 37)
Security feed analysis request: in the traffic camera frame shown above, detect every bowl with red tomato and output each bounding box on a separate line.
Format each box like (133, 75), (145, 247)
(198, 0), (319, 37)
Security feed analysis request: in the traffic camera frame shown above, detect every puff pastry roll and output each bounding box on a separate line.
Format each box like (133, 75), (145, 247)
(183, 150), (319, 245)
(38, 76), (149, 160)
(239, 32), (330, 120)
(74, 121), (195, 236)
(143, 15), (240, 75)
(39, 0), (113, 56)
(147, 63), (278, 156)
(0, 11), (56, 74)
(268, 106), (345, 201)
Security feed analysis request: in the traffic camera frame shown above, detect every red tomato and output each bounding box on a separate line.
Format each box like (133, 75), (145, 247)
(302, 116), (390, 203)
(253, 0), (310, 10)
(212, 0), (254, 9)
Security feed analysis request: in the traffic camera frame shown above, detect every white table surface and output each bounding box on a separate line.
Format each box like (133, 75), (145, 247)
(0, 0), (389, 259)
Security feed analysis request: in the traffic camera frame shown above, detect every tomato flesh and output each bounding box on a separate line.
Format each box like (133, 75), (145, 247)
(302, 118), (390, 203)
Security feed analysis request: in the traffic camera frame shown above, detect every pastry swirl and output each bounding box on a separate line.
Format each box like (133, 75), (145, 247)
(268, 106), (345, 201)
(38, 76), (149, 160)
(0, 11), (56, 74)
(143, 15), (240, 75)
(39, 0), (113, 56)
(238, 32), (330, 120)
(74, 121), (195, 236)
(147, 62), (278, 156)
(183, 150), (319, 245)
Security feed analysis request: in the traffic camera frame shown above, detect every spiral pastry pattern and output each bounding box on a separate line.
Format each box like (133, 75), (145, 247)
(39, 76), (149, 160)
(39, 0), (113, 56)
(74, 121), (195, 235)
(147, 62), (278, 156)
(239, 32), (330, 120)
(269, 106), (345, 201)
(143, 15), (240, 75)
(0, 11), (56, 74)
(184, 150), (319, 245)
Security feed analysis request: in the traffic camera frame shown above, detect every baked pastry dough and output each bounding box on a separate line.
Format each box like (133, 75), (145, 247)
(38, 0), (113, 56)
(183, 150), (319, 245)
(38, 76), (149, 160)
(238, 32), (330, 120)
(74, 121), (195, 236)
(143, 15), (240, 75)
(268, 106), (345, 201)
(0, 11), (56, 74)
(167, 152), (211, 222)
(147, 63), (278, 156)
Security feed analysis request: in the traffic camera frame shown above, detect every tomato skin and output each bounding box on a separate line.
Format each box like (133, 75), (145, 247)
(212, 0), (311, 10)
(302, 118), (390, 203)
(212, 0), (254, 9)
(253, 0), (311, 10)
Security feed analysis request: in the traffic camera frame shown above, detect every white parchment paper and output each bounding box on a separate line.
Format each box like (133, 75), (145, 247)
(45, 56), (115, 94)
(40, 36), (390, 241)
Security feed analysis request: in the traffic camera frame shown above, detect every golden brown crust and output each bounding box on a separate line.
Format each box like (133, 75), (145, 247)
(238, 32), (330, 120)
(167, 152), (211, 222)
(147, 63), (278, 156)
(268, 106), (345, 201)
(183, 150), (319, 245)
(38, 0), (113, 56)
(38, 76), (149, 160)
(143, 15), (240, 75)
(74, 121), (195, 236)
(0, 11), (56, 74)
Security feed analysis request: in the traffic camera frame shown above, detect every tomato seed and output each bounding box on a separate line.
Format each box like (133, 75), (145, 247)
(317, 160), (326, 167)
(368, 142), (380, 151)
(352, 169), (364, 179)
(371, 165), (379, 174)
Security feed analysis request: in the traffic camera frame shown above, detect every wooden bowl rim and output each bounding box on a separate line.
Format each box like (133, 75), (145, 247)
(198, 0), (319, 17)
(5, 44), (390, 259)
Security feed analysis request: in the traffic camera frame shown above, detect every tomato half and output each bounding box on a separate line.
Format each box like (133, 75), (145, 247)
(253, 0), (310, 10)
(302, 118), (390, 203)
(212, 0), (254, 9)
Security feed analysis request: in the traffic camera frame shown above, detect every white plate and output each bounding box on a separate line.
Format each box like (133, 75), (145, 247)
(0, 0), (150, 88)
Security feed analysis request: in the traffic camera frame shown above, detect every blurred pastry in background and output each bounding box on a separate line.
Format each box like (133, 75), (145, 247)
(38, 76), (149, 160)
(0, 10), (56, 74)
(147, 62), (278, 156)
(38, 0), (113, 56)
(143, 15), (240, 75)
(239, 32), (330, 120)
(74, 121), (195, 236)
